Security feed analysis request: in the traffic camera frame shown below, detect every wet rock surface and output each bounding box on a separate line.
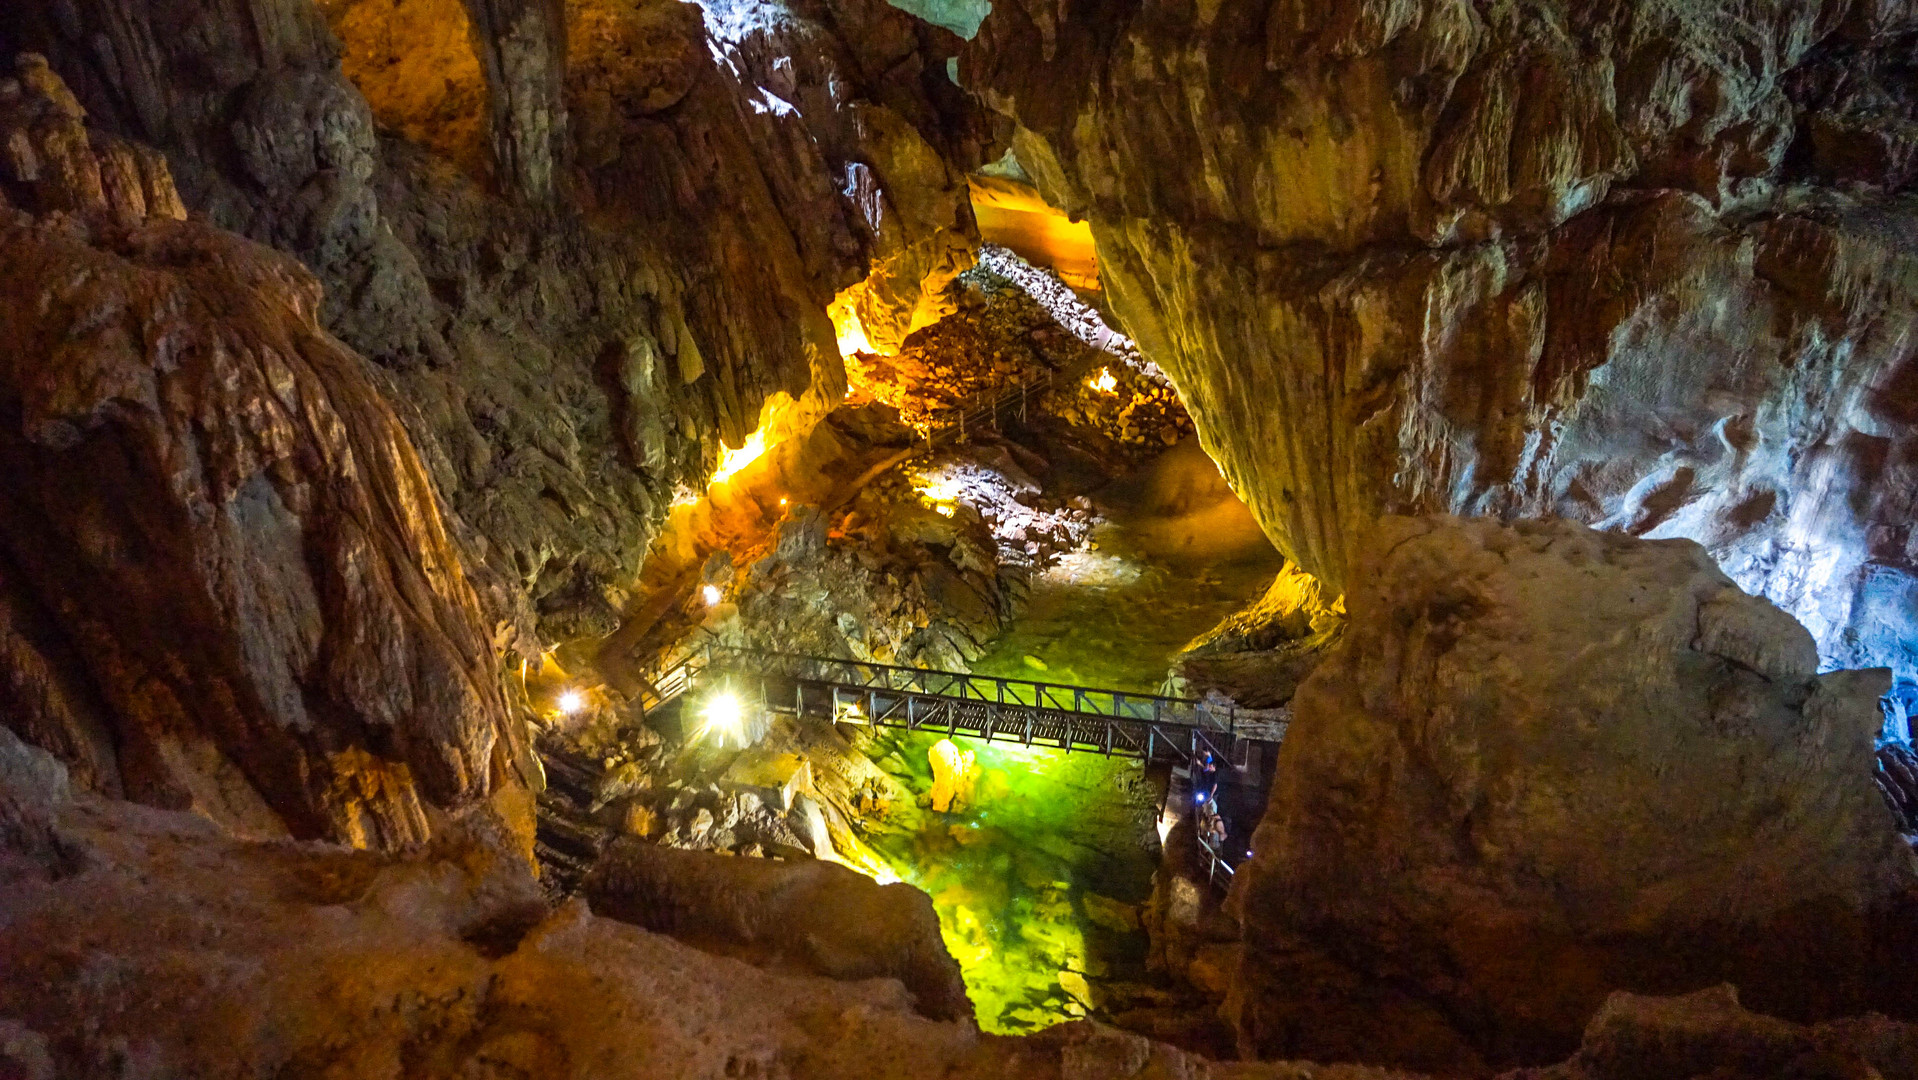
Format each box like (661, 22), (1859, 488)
(0, 0), (996, 650)
(11, 719), (1918, 1080)
(1232, 515), (1918, 1071)
(1170, 563), (1345, 711)
(0, 726), (1227, 1080)
(0, 1), (1916, 1076)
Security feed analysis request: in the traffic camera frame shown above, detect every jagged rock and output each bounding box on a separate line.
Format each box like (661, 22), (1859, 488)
(0, 0), (997, 651)
(1230, 515), (1918, 1070)
(966, 0), (1918, 682)
(0, 63), (531, 849)
(1878, 740), (1918, 836)
(1171, 563), (1344, 709)
(8, 730), (1338, 1080)
(1552, 984), (1918, 1080)
(582, 836), (973, 1022)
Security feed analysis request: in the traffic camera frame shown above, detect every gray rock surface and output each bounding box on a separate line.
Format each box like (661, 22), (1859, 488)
(0, 61), (532, 848)
(1230, 515), (1918, 1069)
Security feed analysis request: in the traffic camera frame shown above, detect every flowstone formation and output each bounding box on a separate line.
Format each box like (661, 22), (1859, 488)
(966, 0), (1918, 682)
(0, 58), (532, 849)
(0, 0), (998, 651)
(2, 0), (1918, 1076)
(1232, 515), (1918, 1071)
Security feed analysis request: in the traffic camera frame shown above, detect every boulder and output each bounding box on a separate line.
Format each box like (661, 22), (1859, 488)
(582, 836), (973, 1022)
(1230, 515), (1918, 1069)
(0, 731), (1270, 1080)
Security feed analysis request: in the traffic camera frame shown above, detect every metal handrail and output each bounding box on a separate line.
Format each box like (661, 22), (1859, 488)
(1195, 833), (1236, 892)
(638, 642), (1242, 762)
(668, 644), (1235, 732)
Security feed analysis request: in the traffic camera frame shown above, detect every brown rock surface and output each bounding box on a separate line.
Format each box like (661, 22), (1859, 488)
(0, 57), (530, 848)
(12, 715), (1914, 1080)
(0, 0), (997, 651)
(965, 0), (1918, 679)
(583, 836), (972, 1021)
(1, 723), (1416, 1080)
(1230, 515), (1918, 1069)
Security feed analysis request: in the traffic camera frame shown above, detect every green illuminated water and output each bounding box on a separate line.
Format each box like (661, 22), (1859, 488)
(865, 447), (1282, 1032)
(866, 733), (1158, 1031)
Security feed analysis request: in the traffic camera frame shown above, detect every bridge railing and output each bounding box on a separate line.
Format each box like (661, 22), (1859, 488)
(1195, 833), (1237, 892)
(668, 645), (1235, 733)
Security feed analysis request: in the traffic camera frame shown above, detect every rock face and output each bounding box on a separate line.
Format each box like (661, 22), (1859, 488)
(0, 59), (531, 848)
(12, 718), (1918, 1080)
(966, 0), (1918, 681)
(0, 0), (997, 649)
(0, 724), (1374, 1080)
(1231, 515), (1918, 1069)
(583, 836), (972, 1021)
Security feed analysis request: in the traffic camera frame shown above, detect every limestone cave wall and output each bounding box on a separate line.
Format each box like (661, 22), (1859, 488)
(0, 0), (997, 652)
(965, 0), (1918, 682)
(0, 0), (998, 845)
(0, 60), (533, 848)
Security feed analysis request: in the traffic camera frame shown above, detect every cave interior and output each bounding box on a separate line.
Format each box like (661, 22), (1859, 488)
(0, 0), (1916, 1077)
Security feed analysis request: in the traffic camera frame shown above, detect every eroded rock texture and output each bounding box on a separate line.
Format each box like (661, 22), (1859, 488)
(584, 836), (971, 1021)
(1231, 515), (1918, 1070)
(0, 59), (530, 848)
(0, 0), (996, 649)
(9, 719), (1918, 1078)
(0, 723), (1384, 1080)
(966, 0), (1918, 680)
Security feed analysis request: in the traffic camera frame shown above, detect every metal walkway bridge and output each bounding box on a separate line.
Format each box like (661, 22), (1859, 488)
(644, 644), (1244, 765)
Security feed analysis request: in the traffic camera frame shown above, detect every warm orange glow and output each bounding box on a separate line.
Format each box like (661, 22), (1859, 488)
(969, 175), (1099, 291)
(316, 0), (488, 175)
(1088, 367), (1118, 393)
(829, 295), (877, 358)
(711, 427), (770, 485)
(914, 470), (966, 518)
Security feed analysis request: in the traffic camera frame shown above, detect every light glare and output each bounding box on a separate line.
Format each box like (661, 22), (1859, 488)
(696, 690), (747, 747)
(711, 428), (770, 485)
(701, 584), (723, 606)
(556, 690), (584, 715)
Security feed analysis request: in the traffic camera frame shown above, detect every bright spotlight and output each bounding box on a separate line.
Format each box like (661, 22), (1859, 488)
(711, 428), (770, 485)
(1088, 367), (1118, 393)
(698, 690), (746, 747)
(556, 690), (584, 715)
(701, 584), (723, 606)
